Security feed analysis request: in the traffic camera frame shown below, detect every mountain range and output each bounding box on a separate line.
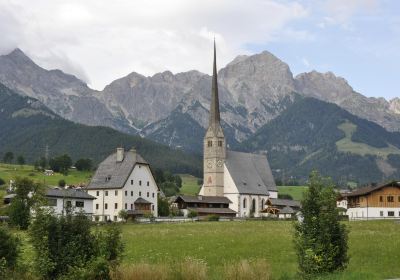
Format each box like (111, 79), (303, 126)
(1, 48), (400, 185)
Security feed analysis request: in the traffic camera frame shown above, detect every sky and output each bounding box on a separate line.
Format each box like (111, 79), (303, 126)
(0, 0), (399, 99)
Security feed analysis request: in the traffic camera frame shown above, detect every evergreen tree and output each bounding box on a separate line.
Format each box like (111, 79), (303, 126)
(75, 158), (93, 171)
(17, 155), (25, 166)
(3, 152), (13, 163)
(294, 171), (348, 278)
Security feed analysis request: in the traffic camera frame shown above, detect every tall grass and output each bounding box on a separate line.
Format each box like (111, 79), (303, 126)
(223, 259), (271, 280)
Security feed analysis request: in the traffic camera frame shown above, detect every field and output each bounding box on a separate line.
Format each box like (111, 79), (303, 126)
(277, 186), (308, 200)
(336, 121), (400, 158)
(179, 174), (201, 195)
(0, 163), (92, 187)
(118, 220), (400, 279)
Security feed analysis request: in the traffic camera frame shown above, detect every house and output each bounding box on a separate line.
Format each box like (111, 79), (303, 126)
(194, 41), (277, 218)
(339, 181), (400, 220)
(261, 198), (301, 219)
(4, 188), (95, 216)
(86, 147), (159, 222)
(174, 195), (236, 217)
(44, 188), (96, 215)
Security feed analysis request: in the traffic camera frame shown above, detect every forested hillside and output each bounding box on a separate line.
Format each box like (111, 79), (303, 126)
(0, 84), (201, 176)
(242, 97), (400, 185)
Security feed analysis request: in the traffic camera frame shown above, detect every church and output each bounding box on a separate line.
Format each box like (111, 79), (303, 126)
(177, 42), (277, 218)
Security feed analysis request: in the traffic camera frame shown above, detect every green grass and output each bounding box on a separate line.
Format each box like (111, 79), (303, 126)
(179, 174), (201, 195)
(119, 220), (400, 279)
(0, 163), (92, 187)
(336, 121), (400, 158)
(277, 186), (308, 200)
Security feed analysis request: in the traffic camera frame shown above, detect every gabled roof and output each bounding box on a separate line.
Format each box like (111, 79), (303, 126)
(268, 198), (301, 208)
(342, 181), (400, 197)
(87, 149), (148, 190)
(279, 206), (294, 214)
(225, 150), (276, 195)
(175, 195), (231, 204)
(187, 207), (237, 215)
(134, 197), (152, 204)
(46, 188), (96, 200)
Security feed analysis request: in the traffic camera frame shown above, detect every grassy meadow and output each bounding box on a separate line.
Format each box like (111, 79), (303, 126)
(179, 174), (201, 195)
(277, 186), (308, 200)
(116, 220), (400, 280)
(0, 163), (92, 187)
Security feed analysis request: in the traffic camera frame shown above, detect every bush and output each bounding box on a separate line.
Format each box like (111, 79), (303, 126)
(158, 197), (170, 217)
(294, 171), (348, 278)
(0, 178), (5, 186)
(58, 179), (66, 187)
(188, 210), (198, 218)
(206, 214), (219, 221)
(0, 227), (19, 270)
(75, 158), (93, 171)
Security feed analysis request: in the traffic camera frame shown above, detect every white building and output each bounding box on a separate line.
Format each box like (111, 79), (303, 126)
(45, 188), (95, 215)
(87, 148), (159, 221)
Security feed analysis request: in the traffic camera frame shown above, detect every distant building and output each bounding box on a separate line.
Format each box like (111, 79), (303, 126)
(261, 198), (301, 219)
(196, 41), (277, 218)
(87, 148), (159, 222)
(339, 181), (400, 220)
(44, 188), (96, 215)
(174, 195), (236, 217)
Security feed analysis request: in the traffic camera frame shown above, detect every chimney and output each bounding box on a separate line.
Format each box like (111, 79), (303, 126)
(116, 147), (124, 162)
(130, 147), (137, 162)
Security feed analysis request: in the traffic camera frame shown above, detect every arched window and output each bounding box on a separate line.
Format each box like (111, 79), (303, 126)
(243, 198), (247, 208)
(251, 199), (256, 214)
(261, 199), (265, 210)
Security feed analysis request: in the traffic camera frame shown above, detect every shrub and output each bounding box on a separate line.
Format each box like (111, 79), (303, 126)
(158, 197), (170, 217)
(75, 158), (93, 171)
(294, 171), (348, 278)
(188, 209), (198, 218)
(0, 227), (19, 270)
(0, 178), (5, 186)
(58, 179), (66, 187)
(206, 214), (219, 221)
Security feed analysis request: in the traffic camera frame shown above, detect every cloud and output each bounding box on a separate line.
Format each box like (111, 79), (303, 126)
(0, 0), (309, 89)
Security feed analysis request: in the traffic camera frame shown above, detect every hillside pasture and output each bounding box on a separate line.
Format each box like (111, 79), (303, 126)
(179, 174), (201, 195)
(277, 185), (308, 200)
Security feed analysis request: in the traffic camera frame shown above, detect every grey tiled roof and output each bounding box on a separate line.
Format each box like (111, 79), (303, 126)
(268, 198), (301, 208)
(134, 197), (152, 204)
(46, 188), (96, 200)
(279, 206), (295, 214)
(187, 207), (237, 214)
(175, 195), (232, 204)
(87, 150), (148, 190)
(225, 150), (277, 195)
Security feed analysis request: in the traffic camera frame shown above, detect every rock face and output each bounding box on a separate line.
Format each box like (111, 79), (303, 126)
(295, 71), (400, 132)
(1, 48), (400, 152)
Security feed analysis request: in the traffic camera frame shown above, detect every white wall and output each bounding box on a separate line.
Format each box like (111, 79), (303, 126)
(88, 163), (158, 221)
(347, 207), (400, 220)
(46, 197), (94, 215)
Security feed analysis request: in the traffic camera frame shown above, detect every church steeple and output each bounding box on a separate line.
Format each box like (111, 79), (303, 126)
(201, 39), (226, 197)
(210, 39), (220, 127)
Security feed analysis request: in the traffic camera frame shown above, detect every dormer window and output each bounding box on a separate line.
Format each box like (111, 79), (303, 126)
(105, 175), (111, 182)
(208, 140), (212, 147)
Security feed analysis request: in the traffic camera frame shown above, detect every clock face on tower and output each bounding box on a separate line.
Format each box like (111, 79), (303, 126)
(207, 160), (213, 169)
(217, 159), (223, 167)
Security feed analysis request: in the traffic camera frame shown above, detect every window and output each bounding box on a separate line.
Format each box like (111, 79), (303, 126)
(131, 180), (133, 185)
(96, 204), (99, 210)
(139, 191), (142, 196)
(66, 201), (72, 207)
(379, 196), (383, 202)
(147, 192), (149, 197)
(139, 180), (142, 186)
(398, 196), (400, 202)
(131, 204), (133, 210)
(125, 191), (127, 196)
(218, 140), (222, 147)
(131, 191), (133, 196)
(114, 216), (117, 221)
(114, 203), (118, 209)
(207, 140), (212, 147)
(76, 201), (84, 208)
(105, 191), (108, 196)
(125, 203), (127, 209)
(105, 203), (108, 210)
(388, 211), (395, 217)
(152, 205), (154, 211)
(243, 198), (247, 209)
(96, 191), (99, 196)
(152, 193), (155, 198)
(380, 211), (383, 217)
(387, 196), (394, 202)
(115, 190), (118, 196)
(47, 198), (57, 207)
(147, 181), (149, 186)
(105, 175), (111, 182)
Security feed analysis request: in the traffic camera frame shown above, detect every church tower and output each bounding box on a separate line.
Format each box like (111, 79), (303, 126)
(203, 40), (226, 196)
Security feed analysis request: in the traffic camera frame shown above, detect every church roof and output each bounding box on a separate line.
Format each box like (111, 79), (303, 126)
(87, 149), (148, 190)
(268, 198), (301, 208)
(225, 150), (277, 195)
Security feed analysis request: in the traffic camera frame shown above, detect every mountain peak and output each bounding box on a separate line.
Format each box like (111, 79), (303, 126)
(5, 48), (33, 63)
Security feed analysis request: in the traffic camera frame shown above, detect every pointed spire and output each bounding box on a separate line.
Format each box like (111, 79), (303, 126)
(209, 38), (221, 127)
